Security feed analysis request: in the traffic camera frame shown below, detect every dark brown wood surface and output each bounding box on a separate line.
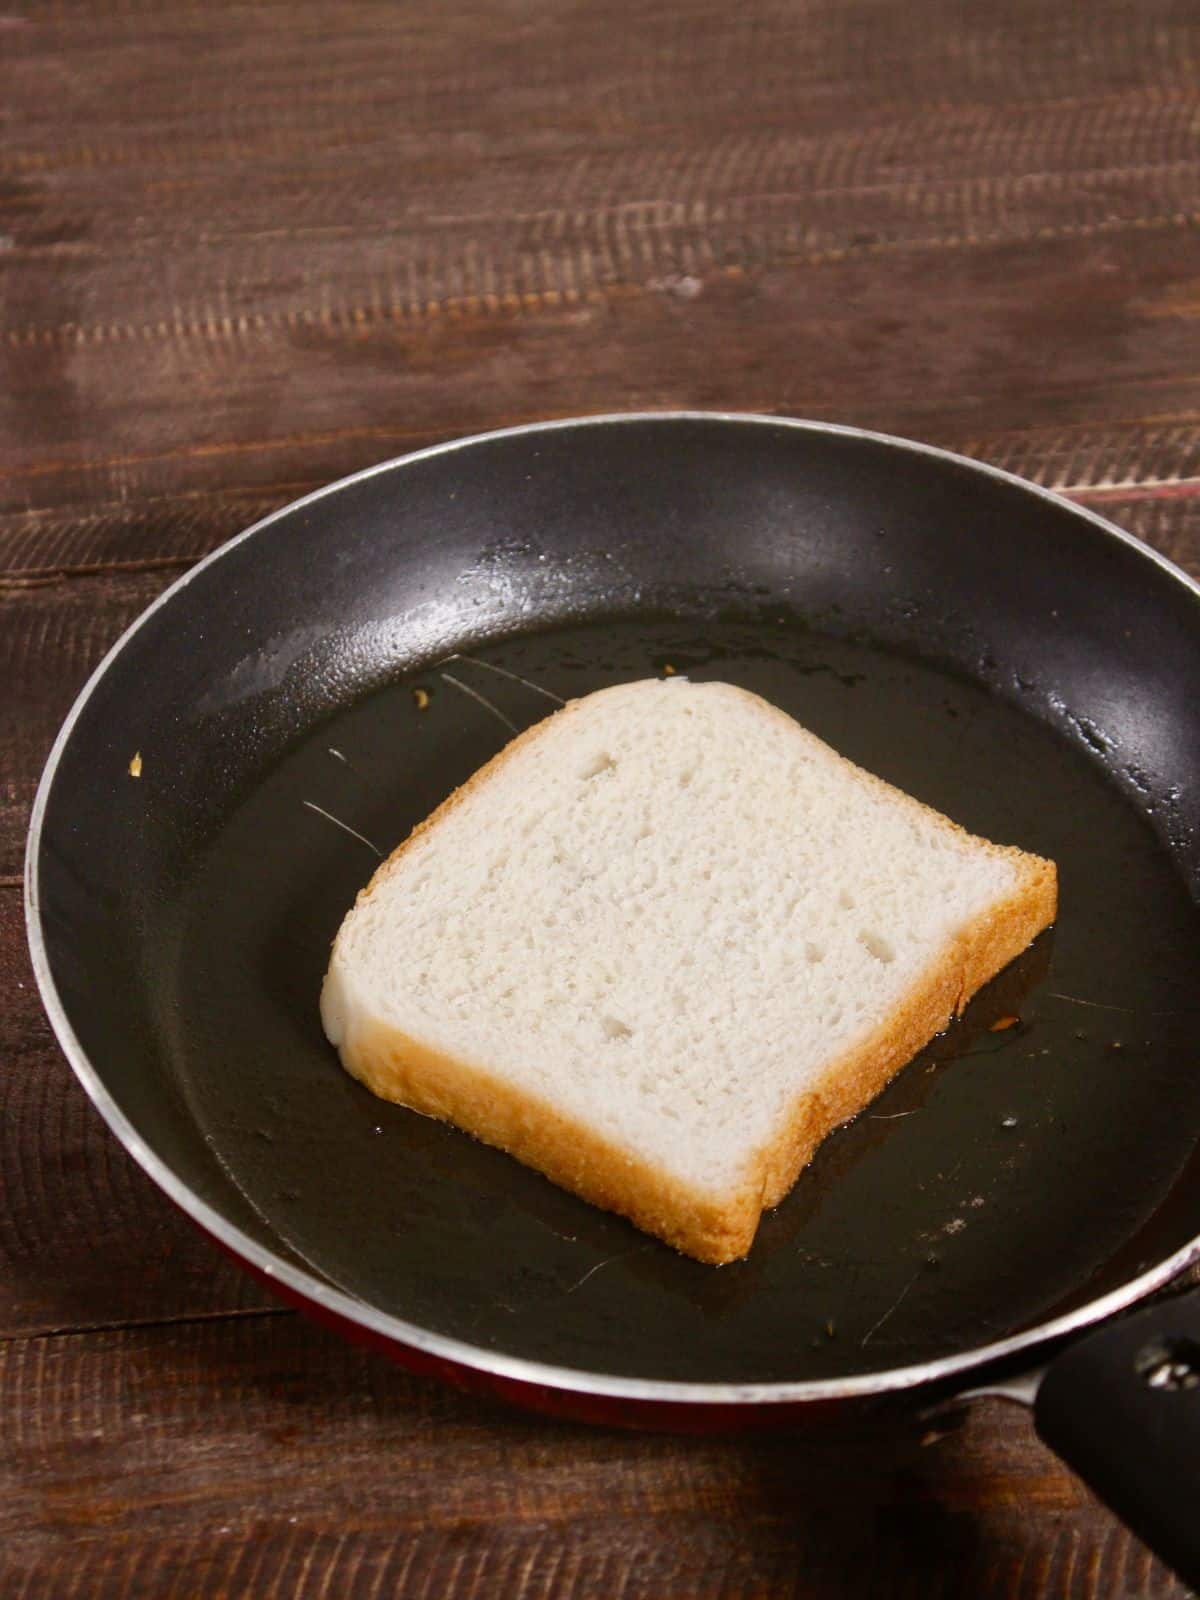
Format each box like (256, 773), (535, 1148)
(4, 2), (1200, 1594)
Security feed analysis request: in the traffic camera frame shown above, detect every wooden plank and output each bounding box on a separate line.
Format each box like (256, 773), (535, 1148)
(8, 2), (1199, 199)
(0, 886), (278, 1338)
(6, 215), (1200, 580)
(0, 1313), (1189, 1598)
(6, 102), (1197, 346)
(3, 2), (1200, 577)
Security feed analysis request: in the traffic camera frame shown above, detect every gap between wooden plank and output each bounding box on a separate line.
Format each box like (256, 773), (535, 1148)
(0, 554), (201, 590)
(0, 1302), (295, 1350)
(1067, 478), (1200, 504)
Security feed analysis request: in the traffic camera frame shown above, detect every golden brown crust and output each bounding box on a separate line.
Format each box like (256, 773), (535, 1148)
(327, 680), (1058, 1265)
(335, 1013), (762, 1264)
(754, 854), (1057, 1210)
(329, 853), (1055, 1264)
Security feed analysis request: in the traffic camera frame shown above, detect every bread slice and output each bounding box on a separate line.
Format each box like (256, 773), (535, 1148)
(321, 678), (1056, 1263)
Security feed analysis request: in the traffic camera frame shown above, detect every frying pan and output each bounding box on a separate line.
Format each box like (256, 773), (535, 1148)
(26, 414), (1200, 1582)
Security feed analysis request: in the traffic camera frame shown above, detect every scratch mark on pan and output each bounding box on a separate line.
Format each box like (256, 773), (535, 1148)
(1047, 991), (1200, 1016)
(440, 672), (521, 734)
(302, 800), (383, 857)
(861, 1268), (921, 1345)
(328, 747), (348, 763)
(563, 1243), (652, 1295)
(537, 1219), (579, 1244)
(1047, 992), (1136, 1013)
(869, 1110), (918, 1120)
(444, 652), (567, 704)
(563, 1259), (611, 1297)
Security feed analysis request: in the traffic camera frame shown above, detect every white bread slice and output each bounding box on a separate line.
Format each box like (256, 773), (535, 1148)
(321, 678), (1056, 1264)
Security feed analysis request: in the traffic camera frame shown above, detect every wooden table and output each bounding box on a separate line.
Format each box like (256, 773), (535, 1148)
(4, 3), (1200, 1594)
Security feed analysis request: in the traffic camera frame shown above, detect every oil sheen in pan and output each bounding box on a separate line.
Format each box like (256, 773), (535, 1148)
(156, 618), (1200, 1385)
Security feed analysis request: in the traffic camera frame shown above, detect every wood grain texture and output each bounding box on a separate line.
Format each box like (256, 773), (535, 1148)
(5, 0), (1200, 583)
(6, 0), (1200, 1592)
(6, 229), (1200, 579)
(0, 1315), (1190, 1600)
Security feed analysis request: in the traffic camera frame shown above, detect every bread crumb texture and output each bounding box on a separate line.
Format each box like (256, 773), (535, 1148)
(321, 679), (1056, 1263)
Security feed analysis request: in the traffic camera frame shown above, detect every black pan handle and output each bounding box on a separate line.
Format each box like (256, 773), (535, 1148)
(1032, 1286), (1200, 1588)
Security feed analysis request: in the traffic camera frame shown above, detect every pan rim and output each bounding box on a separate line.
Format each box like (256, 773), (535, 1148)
(24, 409), (1200, 1406)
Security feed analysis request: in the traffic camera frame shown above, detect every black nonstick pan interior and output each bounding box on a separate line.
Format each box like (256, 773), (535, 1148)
(32, 415), (1200, 1390)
